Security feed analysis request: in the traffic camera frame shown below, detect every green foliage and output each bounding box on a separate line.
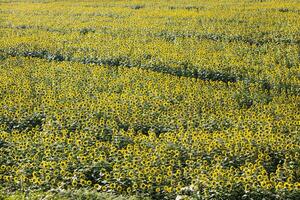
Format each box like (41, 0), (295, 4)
(0, 189), (149, 200)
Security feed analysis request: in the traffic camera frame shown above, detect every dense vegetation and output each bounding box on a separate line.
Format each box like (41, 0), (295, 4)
(0, 0), (299, 199)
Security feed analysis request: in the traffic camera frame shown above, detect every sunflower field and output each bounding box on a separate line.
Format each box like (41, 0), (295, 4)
(0, 0), (300, 199)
